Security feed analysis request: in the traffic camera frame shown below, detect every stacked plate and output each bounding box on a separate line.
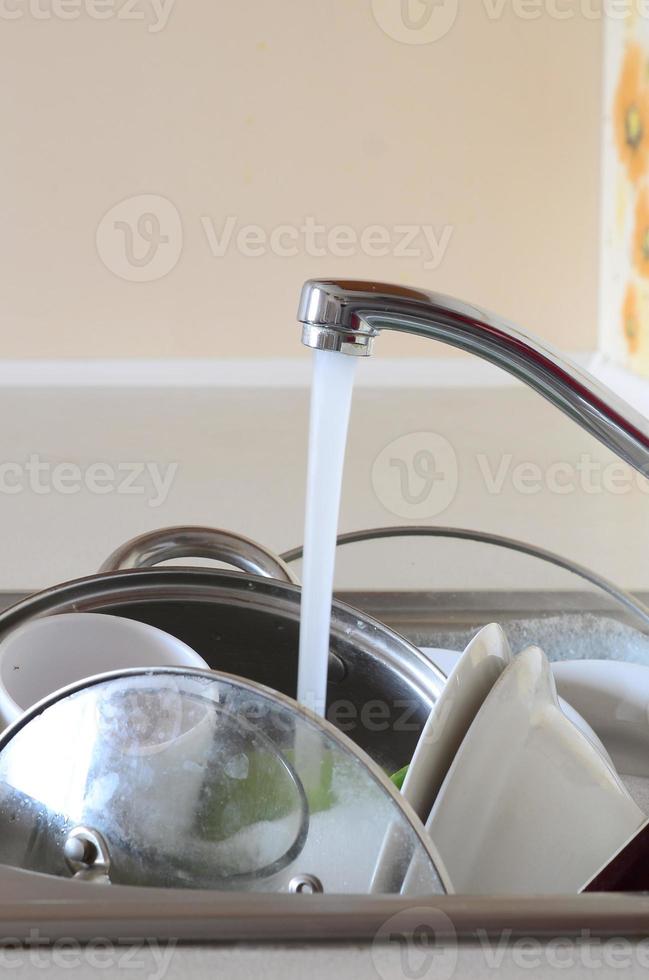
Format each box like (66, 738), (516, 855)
(409, 627), (649, 894)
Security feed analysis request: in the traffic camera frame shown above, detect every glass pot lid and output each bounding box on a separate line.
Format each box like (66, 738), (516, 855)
(0, 668), (446, 896)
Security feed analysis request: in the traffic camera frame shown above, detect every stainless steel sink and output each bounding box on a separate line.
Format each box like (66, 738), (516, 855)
(1, 549), (649, 944)
(340, 589), (649, 663)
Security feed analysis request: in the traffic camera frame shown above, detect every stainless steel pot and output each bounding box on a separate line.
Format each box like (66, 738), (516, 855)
(0, 527), (445, 774)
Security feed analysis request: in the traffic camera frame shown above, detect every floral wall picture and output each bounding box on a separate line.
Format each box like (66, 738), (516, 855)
(601, 20), (649, 376)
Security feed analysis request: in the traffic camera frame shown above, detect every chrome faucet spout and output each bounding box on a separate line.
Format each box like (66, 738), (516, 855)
(297, 278), (649, 479)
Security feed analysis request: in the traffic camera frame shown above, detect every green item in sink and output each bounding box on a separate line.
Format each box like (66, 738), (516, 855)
(286, 746), (335, 815)
(197, 749), (294, 842)
(197, 746), (336, 842)
(390, 764), (409, 790)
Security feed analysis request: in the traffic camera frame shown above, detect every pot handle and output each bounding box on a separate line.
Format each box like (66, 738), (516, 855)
(99, 526), (300, 585)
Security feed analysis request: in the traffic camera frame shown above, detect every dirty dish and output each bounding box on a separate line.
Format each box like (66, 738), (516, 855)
(427, 647), (645, 894)
(0, 667), (449, 895)
(424, 642), (612, 768)
(552, 660), (649, 777)
(401, 624), (511, 821)
(0, 613), (208, 729)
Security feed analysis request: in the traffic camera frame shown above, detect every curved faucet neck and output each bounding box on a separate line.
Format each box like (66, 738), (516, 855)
(297, 278), (649, 479)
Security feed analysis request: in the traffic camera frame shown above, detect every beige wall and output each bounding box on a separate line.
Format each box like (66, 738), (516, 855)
(0, 2), (603, 360)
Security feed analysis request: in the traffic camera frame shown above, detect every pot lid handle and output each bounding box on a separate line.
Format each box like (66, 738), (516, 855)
(99, 526), (300, 585)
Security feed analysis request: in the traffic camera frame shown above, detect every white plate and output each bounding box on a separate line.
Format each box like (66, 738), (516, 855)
(402, 624), (511, 821)
(552, 659), (649, 778)
(0, 613), (208, 730)
(422, 644), (612, 768)
(427, 646), (645, 894)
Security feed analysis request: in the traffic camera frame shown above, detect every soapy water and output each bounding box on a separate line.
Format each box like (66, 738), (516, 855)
(297, 349), (358, 716)
(415, 614), (649, 667)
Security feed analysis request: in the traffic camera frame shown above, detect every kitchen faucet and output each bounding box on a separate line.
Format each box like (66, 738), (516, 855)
(298, 279), (649, 478)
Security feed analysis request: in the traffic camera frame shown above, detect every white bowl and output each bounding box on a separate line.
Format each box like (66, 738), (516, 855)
(552, 659), (649, 777)
(0, 613), (208, 730)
